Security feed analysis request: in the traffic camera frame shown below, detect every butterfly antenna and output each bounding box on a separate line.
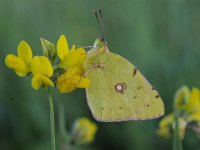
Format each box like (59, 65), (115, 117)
(77, 45), (93, 49)
(94, 9), (105, 41)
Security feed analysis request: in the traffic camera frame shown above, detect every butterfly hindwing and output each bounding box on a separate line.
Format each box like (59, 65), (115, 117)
(84, 51), (164, 122)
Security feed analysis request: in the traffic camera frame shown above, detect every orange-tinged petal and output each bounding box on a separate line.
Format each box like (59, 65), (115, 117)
(17, 40), (32, 65)
(57, 34), (69, 60)
(31, 56), (53, 77)
(5, 54), (30, 77)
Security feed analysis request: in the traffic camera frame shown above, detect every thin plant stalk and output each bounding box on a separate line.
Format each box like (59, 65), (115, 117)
(59, 100), (69, 140)
(58, 100), (72, 150)
(173, 107), (182, 150)
(48, 87), (56, 150)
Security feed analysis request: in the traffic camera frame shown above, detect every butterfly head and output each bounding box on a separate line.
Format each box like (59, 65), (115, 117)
(87, 38), (108, 55)
(93, 38), (107, 49)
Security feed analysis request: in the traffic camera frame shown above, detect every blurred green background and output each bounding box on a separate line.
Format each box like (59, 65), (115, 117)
(0, 0), (200, 150)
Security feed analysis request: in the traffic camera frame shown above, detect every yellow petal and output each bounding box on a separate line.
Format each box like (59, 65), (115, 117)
(59, 48), (86, 69)
(39, 56), (53, 77)
(31, 56), (41, 75)
(174, 85), (190, 110)
(5, 54), (30, 77)
(184, 87), (200, 113)
(17, 41), (32, 65)
(57, 34), (69, 60)
(56, 67), (89, 93)
(188, 108), (200, 122)
(32, 74), (54, 90)
(64, 68), (77, 78)
(156, 127), (171, 139)
(15, 71), (27, 77)
(40, 75), (54, 87)
(56, 71), (76, 93)
(76, 48), (87, 63)
(159, 113), (174, 128)
(77, 77), (90, 88)
(31, 56), (53, 77)
(57, 80), (75, 93)
(32, 75), (42, 90)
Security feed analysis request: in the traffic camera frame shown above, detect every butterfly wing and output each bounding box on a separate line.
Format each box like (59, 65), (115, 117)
(84, 52), (164, 122)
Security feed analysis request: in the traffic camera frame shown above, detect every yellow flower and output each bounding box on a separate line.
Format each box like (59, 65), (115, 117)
(5, 41), (32, 77)
(174, 85), (190, 110)
(56, 67), (90, 93)
(55, 34), (90, 93)
(56, 34), (87, 71)
(157, 114), (187, 139)
(158, 86), (200, 140)
(31, 56), (54, 90)
(72, 118), (97, 144)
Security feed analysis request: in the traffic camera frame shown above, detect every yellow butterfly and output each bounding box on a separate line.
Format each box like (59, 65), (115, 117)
(83, 10), (165, 122)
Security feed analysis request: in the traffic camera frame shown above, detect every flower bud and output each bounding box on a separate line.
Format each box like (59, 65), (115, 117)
(40, 38), (56, 60)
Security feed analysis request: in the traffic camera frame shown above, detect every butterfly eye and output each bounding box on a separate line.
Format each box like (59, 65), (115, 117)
(93, 39), (106, 49)
(96, 42), (104, 48)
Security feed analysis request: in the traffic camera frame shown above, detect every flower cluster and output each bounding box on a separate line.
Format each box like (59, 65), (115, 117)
(71, 117), (97, 144)
(5, 34), (90, 92)
(157, 86), (200, 139)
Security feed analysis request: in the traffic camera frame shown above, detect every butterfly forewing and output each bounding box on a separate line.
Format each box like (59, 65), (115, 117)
(84, 51), (164, 122)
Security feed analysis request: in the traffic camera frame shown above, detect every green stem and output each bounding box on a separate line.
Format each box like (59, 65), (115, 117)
(59, 100), (69, 140)
(173, 107), (182, 150)
(48, 87), (56, 150)
(58, 100), (73, 150)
